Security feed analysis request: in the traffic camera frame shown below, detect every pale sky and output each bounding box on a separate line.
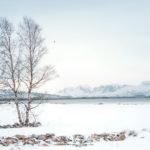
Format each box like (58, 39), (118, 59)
(1, 0), (150, 92)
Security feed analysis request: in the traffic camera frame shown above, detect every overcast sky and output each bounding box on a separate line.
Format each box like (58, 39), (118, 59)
(1, 0), (150, 92)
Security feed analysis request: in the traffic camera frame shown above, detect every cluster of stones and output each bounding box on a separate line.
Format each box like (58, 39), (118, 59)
(0, 131), (137, 147)
(0, 122), (41, 129)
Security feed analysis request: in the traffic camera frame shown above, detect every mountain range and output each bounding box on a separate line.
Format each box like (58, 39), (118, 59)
(56, 81), (150, 98)
(1, 81), (150, 100)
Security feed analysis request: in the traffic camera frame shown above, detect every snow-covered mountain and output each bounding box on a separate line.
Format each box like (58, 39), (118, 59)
(1, 81), (150, 100)
(57, 81), (150, 98)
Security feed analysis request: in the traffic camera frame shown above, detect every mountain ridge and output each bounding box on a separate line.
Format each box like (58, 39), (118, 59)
(1, 81), (150, 100)
(57, 81), (150, 98)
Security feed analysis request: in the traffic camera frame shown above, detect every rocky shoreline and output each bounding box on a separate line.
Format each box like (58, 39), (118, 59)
(0, 122), (41, 129)
(0, 130), (137, 147)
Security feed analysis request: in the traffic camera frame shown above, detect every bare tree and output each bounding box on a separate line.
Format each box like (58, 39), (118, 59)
(18, 17), (55, 126)
(0, 18), (23, 124)
(0, 17), (55, 126)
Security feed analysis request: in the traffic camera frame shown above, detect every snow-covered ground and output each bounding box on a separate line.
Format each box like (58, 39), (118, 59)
(0, 102), (150, 149)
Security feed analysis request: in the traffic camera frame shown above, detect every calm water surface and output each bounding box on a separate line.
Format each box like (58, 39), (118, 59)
(1, 98), (150, 105)
(42, 98), (150, 104)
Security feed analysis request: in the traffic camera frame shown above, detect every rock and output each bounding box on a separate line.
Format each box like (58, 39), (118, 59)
(91, 133), (109, 141)
(73, 134), (84, 140)
(45, 133), (55, 139)
(0, 122), (41, 129)
(30, 134), (39, 139)
(107, 134), (116, 141)
(90, 134), (101, 141)
(53, 136), (70, 145)
(15, 134), (28, 140)
(41, 143), (48, 146)
(44, 139), (51, 144)
(73, 134), (85, 143)
(117, 133), (126, 141)
(37, 135), (46, 141)
(0, 137), (17, 146)
(73, 134), (88, 147)
(119, 134), (126, 141)
(23, 138), (39, 145)
(91, 132), (126, 142)
(0, 141), (9, 146)
(0, 131), (133, 147)
(87, 136), (93, 143)
(127, 131), (137, 137)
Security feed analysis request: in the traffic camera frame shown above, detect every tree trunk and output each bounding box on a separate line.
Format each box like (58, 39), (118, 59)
(14, 92), (23, 125)
(25, 90), (31, 126)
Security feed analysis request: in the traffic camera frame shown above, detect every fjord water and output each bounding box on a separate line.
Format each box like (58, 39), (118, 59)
(44, 98), (150, 104)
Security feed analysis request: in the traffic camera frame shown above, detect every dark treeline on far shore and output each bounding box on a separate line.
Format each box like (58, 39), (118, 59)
(1, 96), (150, 104)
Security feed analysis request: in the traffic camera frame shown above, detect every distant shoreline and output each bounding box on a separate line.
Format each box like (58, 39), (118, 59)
(1, 96), (150, 102)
